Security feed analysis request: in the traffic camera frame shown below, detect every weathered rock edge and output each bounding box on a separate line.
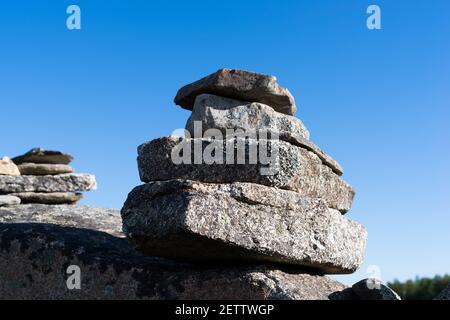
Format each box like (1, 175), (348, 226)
(11, 192), (83, 205)
(0, 174), (97, 194)
(0, 223), (354, 300)
(138, 137), (354, 213)
(186, 94), (343, 175)
(174, 68), (297, 115)
(0, 204), (123, 237)
(121, 180), (367, 274)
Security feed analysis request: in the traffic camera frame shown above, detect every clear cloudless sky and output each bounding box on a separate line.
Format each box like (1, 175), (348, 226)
(1, 0), (449, 284)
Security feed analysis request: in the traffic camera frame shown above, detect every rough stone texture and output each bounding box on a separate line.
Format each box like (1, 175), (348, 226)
(186, 94), (343, 175)
(17, 163), (73, 175)
(175, 68), (297, 115)
(12, 148), (74, 165)
(0, 157), (20, 176)
(0, 223), (354, 300)
(0, 174), (97, 194)
(12, 192), (83, 205)
(186, 94), (309, 140)
(138, 137), (354, 213)
(0, 195), (21, 207)
(435, 283), (450, 300)
(0, 204), (123, 237)
(352, 279), (401, 300)
(121, 180), (367, 274)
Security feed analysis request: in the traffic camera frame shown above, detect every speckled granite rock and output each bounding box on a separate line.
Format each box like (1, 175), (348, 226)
(186, 94), (343, 175)
(121, 180), (367, 274)
(17, 163), (73, 175)
(175, 69), (297, 115)
(0, 223), (354, 300)
(352, 279), (401, 300)
(0, 157), (20, 176)
(435, 283), (450, 300)
(0, 174), (96, 194)
(0, 204), (123, 237)
(12, 148), (74, 165)
(138, 137), (354, 213)
(11, 192), (83, 204)
(187, 93), (309, 138)
(0, 195), (21, 207)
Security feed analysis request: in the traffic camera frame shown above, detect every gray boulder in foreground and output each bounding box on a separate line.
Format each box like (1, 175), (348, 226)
(352, 279), (401, 300)
(175, 68), (297, 115)
(0, 195), (21, 207)
(0, 204), (123, 237)
(138, 137), (354, 213)
(0, 223), (354, 300)
(0, 173), (96, 194)
(186, 94), (343, 175)
(121, 180), (367, 274)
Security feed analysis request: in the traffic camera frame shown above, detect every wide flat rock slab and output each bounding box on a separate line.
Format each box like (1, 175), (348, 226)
(0, 223), (354, 300)
(0, 204), (122, 237)
(122, 180), (367, 274)
(175, 68), (297, 115)
(12, 148), (73, 165)
(0, 174), (96, 194)
(11, 192), (83, 204)
(138, 137), (354, 213)
(17, 163), (73, 175)
(186, 94), (342, 175)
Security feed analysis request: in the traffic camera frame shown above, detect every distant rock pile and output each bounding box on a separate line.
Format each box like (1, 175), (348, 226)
(121, 69), (368, 283)
(0, 148), (96, 206)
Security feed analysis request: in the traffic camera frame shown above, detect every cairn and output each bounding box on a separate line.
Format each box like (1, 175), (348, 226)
(121, 69), (368, 277)
(0, 148), (96, 206)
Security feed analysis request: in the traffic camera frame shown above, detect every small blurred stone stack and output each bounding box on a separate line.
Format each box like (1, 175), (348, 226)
(0, 148), (96, 207)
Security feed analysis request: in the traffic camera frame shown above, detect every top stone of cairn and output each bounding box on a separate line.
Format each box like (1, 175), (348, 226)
(12, 148), (74, 165)
(174, 68), (297, 115)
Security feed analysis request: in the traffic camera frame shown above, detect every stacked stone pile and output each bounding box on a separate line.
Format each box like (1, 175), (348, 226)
(0, 148), (96, 206)
(121, 69), (368, 277)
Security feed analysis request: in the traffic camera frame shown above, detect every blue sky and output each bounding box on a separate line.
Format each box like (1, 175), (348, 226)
(1, 0), (449, 284)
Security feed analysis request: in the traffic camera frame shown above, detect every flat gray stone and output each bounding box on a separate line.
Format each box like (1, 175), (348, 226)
(121, 180), (367, 274)
(0, 195), (21, 207)
(0, 204), (122, 237)
(17, 163), (73, 175)
(0, 157), (20, 176)
(186, 94), (343, 175)
(12, 192), (83, 204)
(435, 284), (450, 300)
(12, 148), (74, 165)
(0, 223), (354, 300)
(352, 279), (401, 300)
(0, 174), (96, 194)
(138, 137), (354, 213)
(175, 68), (297, 115)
